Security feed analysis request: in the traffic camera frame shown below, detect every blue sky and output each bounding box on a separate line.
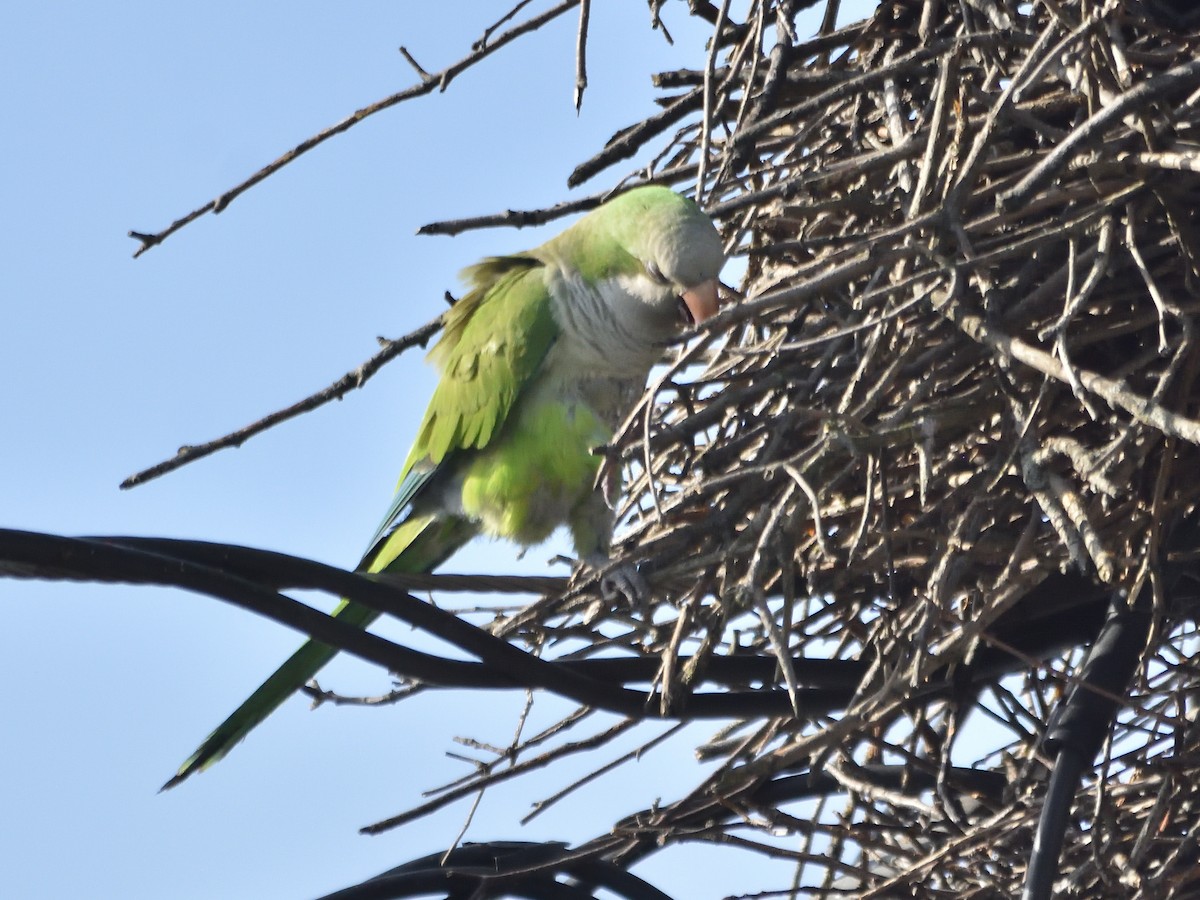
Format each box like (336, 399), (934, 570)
(2, 3), (865, 897)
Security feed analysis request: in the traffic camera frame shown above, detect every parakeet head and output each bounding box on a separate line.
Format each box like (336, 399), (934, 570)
(593, 185), (726, 329)
(545, 185), (726, 343)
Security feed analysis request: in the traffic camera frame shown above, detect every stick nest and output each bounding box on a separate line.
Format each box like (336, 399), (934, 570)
(520, 1), (1200, 895)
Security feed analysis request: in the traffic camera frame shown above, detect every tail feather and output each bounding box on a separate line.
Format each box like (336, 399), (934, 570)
(164, 512), (475, 789)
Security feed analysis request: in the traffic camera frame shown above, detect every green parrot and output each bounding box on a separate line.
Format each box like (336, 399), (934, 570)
(165, 185), (724, 788)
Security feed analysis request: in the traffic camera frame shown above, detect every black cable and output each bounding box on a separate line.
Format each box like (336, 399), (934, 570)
(314, 841), (674, 900)
(0, 528), (1173, 726)
(1021, 589), (1153, 900)
(0, 529), (840, 718)
(1023, 750), (1087, 900)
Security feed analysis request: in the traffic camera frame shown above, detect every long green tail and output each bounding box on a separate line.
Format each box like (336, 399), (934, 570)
(163, 512), (475, 789)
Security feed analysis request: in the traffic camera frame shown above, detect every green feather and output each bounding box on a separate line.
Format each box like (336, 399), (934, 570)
(409, 256), (557, 468)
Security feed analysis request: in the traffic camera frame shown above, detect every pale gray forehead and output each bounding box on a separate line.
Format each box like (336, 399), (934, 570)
(652, 212), (725, 285)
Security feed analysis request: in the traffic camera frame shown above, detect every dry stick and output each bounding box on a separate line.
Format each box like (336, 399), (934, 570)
(997, 58), (1200, 211)
(1131, 149), (1200, 174)
(573, 0), (590, 112)
(521, 722), (687, 824)
(725, 34), (973, 160)
(695, 0), (731, 200)
(127, 0), (580, 257)
(706, 5), (766, 193)
(418, 193), (601, 237)
(860, 805), (1035, 898)
(710, 136), (923, 218)
(418, 160), (709, 237)
(599, 721), (781, 865)
(943, 17), (1067, 217)
(362, 717), (639, 835)
(120, 316), (442, 489)
(476, 0), (538, 49)
(933, 291), (1200, 445)
(567, 87), (704, 187)
(441, 688), (537, 865)
(907, 49), (958, 220)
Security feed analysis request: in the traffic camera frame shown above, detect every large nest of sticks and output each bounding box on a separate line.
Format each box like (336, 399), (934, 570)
(518, 0), (1200, 895)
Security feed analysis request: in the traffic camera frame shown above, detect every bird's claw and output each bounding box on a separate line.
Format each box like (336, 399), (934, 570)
(599, 562), (651, 607)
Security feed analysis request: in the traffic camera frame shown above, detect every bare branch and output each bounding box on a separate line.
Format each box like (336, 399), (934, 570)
(128, 0), (581, 257)
(120, 316), (443, 489)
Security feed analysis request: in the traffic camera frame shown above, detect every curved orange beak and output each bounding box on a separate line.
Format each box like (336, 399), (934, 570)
(680, 278), (721, 325)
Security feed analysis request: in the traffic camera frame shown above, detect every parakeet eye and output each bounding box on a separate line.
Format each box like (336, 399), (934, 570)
(645, 260), (670, 285)
(677, 296), (695, 326)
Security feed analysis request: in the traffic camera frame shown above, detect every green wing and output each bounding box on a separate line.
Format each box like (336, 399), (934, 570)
(361, 254), (559, 571)
(409, 255), (558, 466)
(165, 256), (560, 788)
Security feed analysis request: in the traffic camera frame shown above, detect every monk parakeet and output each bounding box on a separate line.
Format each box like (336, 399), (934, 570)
(166, 185), (724, 788)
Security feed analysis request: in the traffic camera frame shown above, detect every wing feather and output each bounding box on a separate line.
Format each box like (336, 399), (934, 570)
(414, 255), (557, 465)
(358, 254), (558, 565)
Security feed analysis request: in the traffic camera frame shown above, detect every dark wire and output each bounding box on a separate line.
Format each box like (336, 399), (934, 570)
(1021, 592), (1153, 900)
(1021, 748), (1086, 900)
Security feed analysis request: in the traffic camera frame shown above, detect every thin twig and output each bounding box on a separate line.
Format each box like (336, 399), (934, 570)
(573, 0), (590, 112)
(121, 317), (443, 489)
(128, 0), (580, 257)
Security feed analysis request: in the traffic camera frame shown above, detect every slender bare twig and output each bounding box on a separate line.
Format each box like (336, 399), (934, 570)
(128, 0), (581, 257)
(573, 0), (590, 112)
(121, 317), (443, 489)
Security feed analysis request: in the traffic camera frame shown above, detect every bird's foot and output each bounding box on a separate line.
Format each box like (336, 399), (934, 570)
(582, 554), (651, 608)
(602, 563), (650, 606)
